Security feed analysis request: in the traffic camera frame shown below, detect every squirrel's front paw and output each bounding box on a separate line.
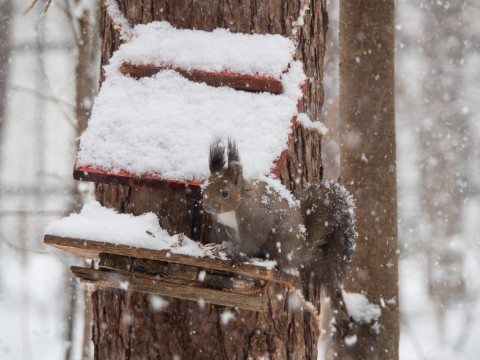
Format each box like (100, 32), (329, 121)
(229, 252), (247, 267)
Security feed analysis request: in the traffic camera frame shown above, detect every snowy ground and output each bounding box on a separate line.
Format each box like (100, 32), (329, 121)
(0, 253), (70, 359)
(400, 255), (480, 360)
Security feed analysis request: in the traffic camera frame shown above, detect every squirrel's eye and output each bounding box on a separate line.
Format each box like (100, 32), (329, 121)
(221, 190), (229, 198)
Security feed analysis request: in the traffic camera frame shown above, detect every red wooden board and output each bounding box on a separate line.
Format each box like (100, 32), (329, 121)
(73, 152), (287, 196)
(120, 62), (284, 94)
(73, 166), (202, 195)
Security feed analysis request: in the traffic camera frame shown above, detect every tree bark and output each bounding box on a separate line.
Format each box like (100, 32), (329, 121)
(92, 1), (327, 358)
(337, 0), (398, 359)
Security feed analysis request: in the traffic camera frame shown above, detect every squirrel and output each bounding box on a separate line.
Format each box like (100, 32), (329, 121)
(202, 139), (357, 338)
(202, 139), (309, 271)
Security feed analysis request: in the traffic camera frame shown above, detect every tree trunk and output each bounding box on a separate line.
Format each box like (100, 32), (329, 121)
(92, 0), (327, 358)
(337, 0), (398, 359)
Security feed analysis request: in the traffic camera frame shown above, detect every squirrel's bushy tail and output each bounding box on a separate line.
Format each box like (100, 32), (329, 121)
(297, 179), (358, 339)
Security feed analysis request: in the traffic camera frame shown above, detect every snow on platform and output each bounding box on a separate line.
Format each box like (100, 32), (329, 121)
(45, 200), (207, 257)
(44, 201), (287, 273)
(76, 21), (306, 184)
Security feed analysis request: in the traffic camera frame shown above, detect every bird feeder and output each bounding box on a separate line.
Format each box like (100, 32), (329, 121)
(46, 20), (309, 312)
(73, 21), (306, 195)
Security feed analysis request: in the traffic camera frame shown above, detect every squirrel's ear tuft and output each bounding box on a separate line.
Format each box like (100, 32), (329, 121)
(227, 139), (240, 163)
(209, 138), (226, 173)
(227, 140), (243, 186)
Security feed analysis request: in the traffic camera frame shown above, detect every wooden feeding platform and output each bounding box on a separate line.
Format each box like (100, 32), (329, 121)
(44, 234), (300, 312)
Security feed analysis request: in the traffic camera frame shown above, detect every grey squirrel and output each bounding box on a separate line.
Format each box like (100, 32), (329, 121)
(202, 139), (357, 338)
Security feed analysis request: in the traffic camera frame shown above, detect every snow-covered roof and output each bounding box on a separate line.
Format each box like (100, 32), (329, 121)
(76, 22), (306, 183)
(105, 21), (296, 79)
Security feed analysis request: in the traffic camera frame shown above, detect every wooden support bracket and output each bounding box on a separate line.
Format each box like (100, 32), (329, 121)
(45, 234), (300, 311)
(72, 266), (267, 312)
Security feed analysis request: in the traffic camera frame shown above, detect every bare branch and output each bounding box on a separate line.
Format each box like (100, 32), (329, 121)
(22, 0), (39, 15)
(23, 0), (52, 15)
(0, 234), (50, 254)
(43, 0), (52, 13)
(10, 84), (75, 108)
(0, 210), (68, 216)
(400, 314), (429, 360)
(58, 0), (81, 48)
(35, 19), (78, 129)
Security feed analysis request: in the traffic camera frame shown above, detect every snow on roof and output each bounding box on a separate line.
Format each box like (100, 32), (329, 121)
(77, 30), (306, 181)
(105, 21), (296, 79)
(45, 200), (207, 257)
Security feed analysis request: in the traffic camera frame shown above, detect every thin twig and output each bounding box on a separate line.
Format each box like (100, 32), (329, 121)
(34, 19), (77, 128)
(10, 84), (75, 108)
(43, 0), (52, 13)
(0, 234), (50, 254)
(22, 0), (39, 15)
(56, 1), (81, 48)
(0, 210), (68, 216)
(400, 313), (429, 360)
(454, 296), (478, 351)
(23, 0), (52, 15)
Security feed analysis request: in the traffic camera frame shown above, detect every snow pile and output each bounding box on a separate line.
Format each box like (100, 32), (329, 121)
(246, 259), (277, 270)
(148, 295), (169, 312)
(76, 22), (305, 182)
(45, 200), (206, 257)
(296, 112), (329, 135)
(103, 0), (133, 41)
(259, 175), (300, 208)
(106, 21), (295, 78)
(343, 291), (381, 325)
(220, 310), (236, 325)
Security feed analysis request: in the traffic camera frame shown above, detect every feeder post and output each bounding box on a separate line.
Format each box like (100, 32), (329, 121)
(91, 1), (328, 358)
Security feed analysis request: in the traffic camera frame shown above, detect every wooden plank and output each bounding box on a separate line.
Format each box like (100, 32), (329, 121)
(73, 166), (202, 196)
(120, 62), (284, 94)
(71, 266), (267, 312)
(44, 234), (300, 286)
(99, 253), (200, 281)
(99, 253), (263, 294)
